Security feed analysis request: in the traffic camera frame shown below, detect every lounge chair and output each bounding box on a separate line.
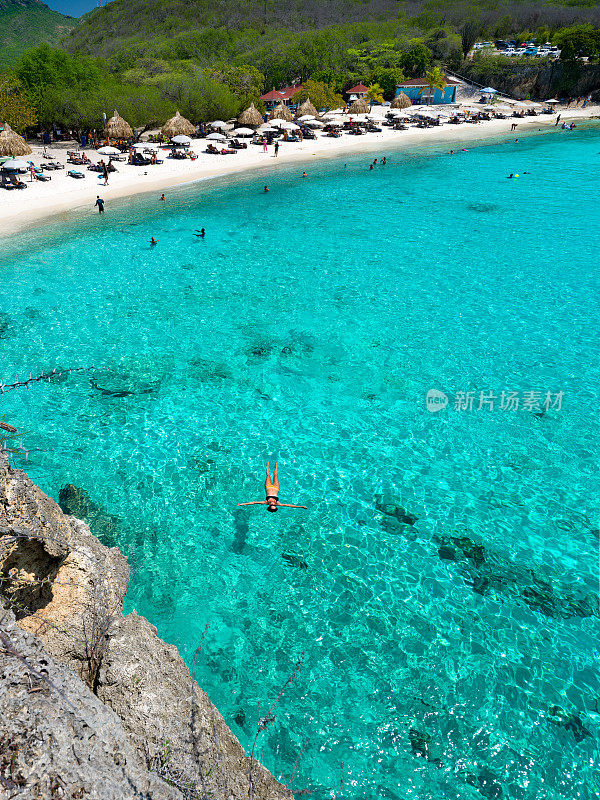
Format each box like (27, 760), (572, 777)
(1, 174), (26, 189)
(34, 172), (51, 182)
(67, 170), (85, 179)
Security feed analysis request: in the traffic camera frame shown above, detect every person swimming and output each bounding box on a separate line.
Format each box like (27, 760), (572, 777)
(149, 237), (158, 246)
(237, 462), (307, 513)
(194, 228), (205, 238)
(264, 185), (269, 192)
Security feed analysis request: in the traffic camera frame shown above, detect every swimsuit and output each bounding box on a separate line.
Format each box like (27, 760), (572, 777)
(266, 495), (279, 502)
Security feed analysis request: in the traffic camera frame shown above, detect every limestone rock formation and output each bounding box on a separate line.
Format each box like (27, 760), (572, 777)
(0, 453), (293, 800)
(0, 602), (179, 799)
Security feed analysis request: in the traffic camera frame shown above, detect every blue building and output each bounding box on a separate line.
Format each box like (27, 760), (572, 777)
(395, 77), (458, 105)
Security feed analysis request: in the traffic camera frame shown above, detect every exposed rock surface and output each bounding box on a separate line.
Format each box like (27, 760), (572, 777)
(0, 602), (179, 799)
(0, 454), (293, 800)
(461, 60), (600, 100)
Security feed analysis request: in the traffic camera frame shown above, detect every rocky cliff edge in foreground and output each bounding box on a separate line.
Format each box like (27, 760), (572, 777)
(0, 453), (293, 800)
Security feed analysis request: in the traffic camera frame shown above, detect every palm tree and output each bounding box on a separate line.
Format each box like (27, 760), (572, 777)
(366, 83), (384, 110)
(419, 67), (447, 105)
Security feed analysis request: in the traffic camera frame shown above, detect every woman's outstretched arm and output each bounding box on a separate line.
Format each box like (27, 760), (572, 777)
(277, 502), (308, 509)
(237, 500), (267, 506)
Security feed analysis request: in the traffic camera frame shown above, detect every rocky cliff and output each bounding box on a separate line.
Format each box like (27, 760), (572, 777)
(462, 59), (600, 100)
(0, 453), (293, 800)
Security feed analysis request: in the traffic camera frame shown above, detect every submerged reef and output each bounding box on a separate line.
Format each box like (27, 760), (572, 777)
(437, 533), (599, 620)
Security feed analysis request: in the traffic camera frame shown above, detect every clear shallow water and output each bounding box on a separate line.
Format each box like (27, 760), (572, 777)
(1, 128), (599, 799)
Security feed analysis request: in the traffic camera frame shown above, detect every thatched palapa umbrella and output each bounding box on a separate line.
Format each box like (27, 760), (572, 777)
(162, 110), (195, 138)
(391, 92), (411, 110)
(104, 109), (133, 140)
(270, 102), (293, 122)
(348, 98), (370, 115)
(0, 123), (32, 157)
(237, 102), (263, 127)
(296, 98), (317, 118)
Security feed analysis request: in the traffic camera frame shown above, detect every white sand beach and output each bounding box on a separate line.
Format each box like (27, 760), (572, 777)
(0, 104), (597, 238)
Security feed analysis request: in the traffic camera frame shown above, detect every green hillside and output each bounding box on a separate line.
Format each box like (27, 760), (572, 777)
(0, 0), (73, 67)
(67, 0), (403, 58)
(65, 0), (600, 63)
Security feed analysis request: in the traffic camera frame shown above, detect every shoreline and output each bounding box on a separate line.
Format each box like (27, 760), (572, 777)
(1, 106), (598, 239)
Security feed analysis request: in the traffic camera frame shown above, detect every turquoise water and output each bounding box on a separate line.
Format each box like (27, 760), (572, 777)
(1, 128), (599, 799)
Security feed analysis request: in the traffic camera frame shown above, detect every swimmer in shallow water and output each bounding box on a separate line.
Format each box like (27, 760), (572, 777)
(238, 462), (307, 513)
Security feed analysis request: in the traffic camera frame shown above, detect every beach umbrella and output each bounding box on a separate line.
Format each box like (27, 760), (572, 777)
(391, 92), (411, 110)
(545, 99), (560, 104)
(237, 102), (263, 127)
(161, 110), (195, 138)
(271, 103), (293, 121)
(480, 87), (498, 94)
(296, 98), (318, 118)
(348, 98), (370, 115)
(97, 145), (120, 155)
(234, 127), (254, 136)
(206, 132), (226, 141)
(0, 124), (32, 157)
(104, 109), (133, 139)
(297, 114), (315, 122)
(1, 158), (29, 170)
(306, 120), (324, 128)
(172, 134), (192, 145)
(210, 120), (228, 129)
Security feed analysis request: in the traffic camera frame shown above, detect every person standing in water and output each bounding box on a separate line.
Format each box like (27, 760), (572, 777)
(95, 196), (105, 214)
(238, 462), (307, 513)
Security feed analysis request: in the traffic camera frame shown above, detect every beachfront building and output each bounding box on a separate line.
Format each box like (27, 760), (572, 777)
(395, 77), (459, 105)
(346, 83), (369, 102)
(260, 84), (304, 111)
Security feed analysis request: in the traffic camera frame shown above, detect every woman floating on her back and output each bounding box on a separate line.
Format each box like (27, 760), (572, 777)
(238, 462), (307, 513)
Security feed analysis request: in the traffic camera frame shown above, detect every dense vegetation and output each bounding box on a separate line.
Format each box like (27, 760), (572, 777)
(1, 0), (600, 133)
(0, 0), (72, 68)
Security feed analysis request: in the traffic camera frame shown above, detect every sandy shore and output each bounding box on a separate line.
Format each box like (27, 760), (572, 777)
(1, 105), (598, 238)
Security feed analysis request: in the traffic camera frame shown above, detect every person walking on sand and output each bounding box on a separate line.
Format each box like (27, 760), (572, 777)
(274, 141), (279, 157)
(101, 160), (109, 186)
(263, 140), (268, 154)
(238, 462), (307, 513)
